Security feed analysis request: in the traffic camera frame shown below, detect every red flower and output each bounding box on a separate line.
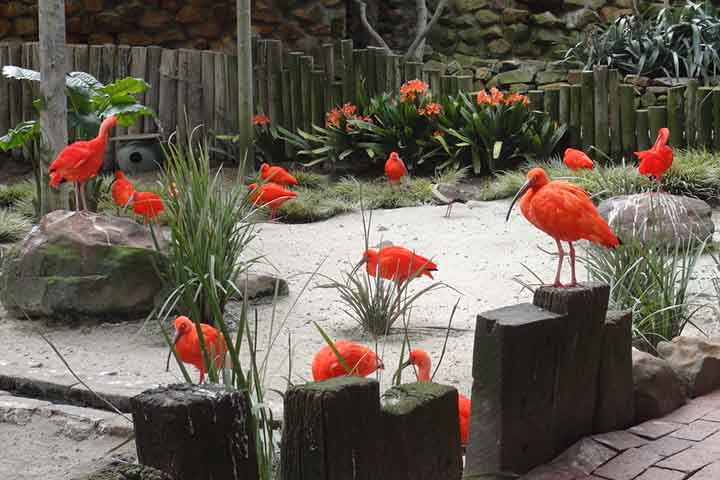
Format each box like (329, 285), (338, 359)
(504, 92), (530, 106)
(476, 88), (507, 107)
(252, 115), (270, 125)
(400, 79), (429, 103)
(326, 108), (342, 128)
(433, 130), (445, 138)
(419, 102), (442, 116)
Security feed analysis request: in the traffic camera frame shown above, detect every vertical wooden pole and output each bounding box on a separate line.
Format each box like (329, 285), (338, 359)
(427, 69), (441, 97)
(0, 45), (9, 139)
(340, 39), (354, 104)
(457, 75), (473, 94)
(619, 84), (636, 159)
(528, 90), (544, 111)
(128, 47), (147, 135)
(581, 71), (594, 153)
(38, 0), (69, 212)
(288, 52), (302, 131)
(667, 86), (684, 148)
(593, 66), (609, 158)
(543, 88), (560, 122)
(299, 56), (314, 131)
(201, 51), (215, 139)
(267, 40), (283, 126)
(353, 49), (367, 103)
(237, 0), (254, 176)
(558, 85), (570, 126)
(213, 52), (227, 136)
(186, 50), (203, 138)
(569, 85), (582, 147)
(685, 79), (698, 149)
(636, 109), (650, 151)
(713, 89), (720, 151)
(145, 46), (162, 134)
(159, 49), (178, 138)
(8, 44), (22, 161)
(255, 41), (268, 116)
(647, 106), (667, 146)
(608, 69), (621, 160)
(698, 86), (713, 150)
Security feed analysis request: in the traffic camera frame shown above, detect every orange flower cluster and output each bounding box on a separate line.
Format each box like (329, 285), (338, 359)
(476, 88), (529, 107)
(419, 102), (442, 117)
(433, 130), (445, 138)
(400, 79), (429, 103)
(325, 103), (371, 131)
(252, 114), (270, 125)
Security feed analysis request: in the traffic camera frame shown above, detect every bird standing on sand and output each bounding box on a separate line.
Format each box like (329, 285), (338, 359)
(311, 340), (384, 381)
(399, 349), (471, 446)
(384, 152), (407, 185)
(563, 148), (594, 171)
(111, 170), (134, 208)
(167, 316), (227, 384)
(248, 182), (297, 220)
(49, 116), (118, 212)
(356, 245), (438, 283)
(636, 127), (673, 183)
(506, 168), (620, 287)
(259, 163), (299, 186)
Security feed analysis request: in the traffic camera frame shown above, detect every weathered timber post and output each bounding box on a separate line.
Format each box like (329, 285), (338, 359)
(381, 382), (463, 480)
(236, 0), (254, 177)
(130, 384), (259, 480)
(465, 283), (628, 479)
(281, 376), (462, 480)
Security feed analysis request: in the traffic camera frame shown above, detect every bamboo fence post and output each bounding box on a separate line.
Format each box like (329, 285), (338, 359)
(608, 69), (621, 160)
(714, 88), (720, 151)
(311, 69), (325, 128)
(667, 86), (684, 148)
(159, 49), (178, 137)
(299, 56), (314, 131)
(581, 70), (594, 153)
(128, 46), (148, 135)
(647, 106), (667, 146)
(636, 109), (650, 151)
(544, 88), (560, 122)
(267, 40), (283, 126)
(212, 52), (227, 137)
(440, 75), (453, 96)
(144, 46), (162, 133)
(593, 66), (609, 158)
(288, 52), (302, 131)
(558, 85), (570, 126)
(200, 50), (215, 140)
(353, 49), (368, 104)
(698, 86), (713, 149)
(685, 79), (698, 148)
(0, 46), (8, 138)
(237, 0), (254, 175)
(366, 46), (378, 96)
(427, 69), (441, 97)
(528, 90), (544, 112)
(255, 41), (268, 116)
(175, 49), (189, 143)
(340, 39), (354, 103)
(619, 84), (636, 158)
(569, 85), (582, 147)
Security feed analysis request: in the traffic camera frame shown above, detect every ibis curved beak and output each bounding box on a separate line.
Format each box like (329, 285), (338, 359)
(391, 358), (412, 384)
(165, 329), (183, 372)
(505, 179), (533, 222)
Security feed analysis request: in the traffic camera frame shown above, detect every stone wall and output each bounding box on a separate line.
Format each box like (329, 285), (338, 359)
(0, 0), (346, 53)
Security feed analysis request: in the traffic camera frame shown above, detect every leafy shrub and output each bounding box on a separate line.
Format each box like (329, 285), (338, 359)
(565, 2), (720, 82)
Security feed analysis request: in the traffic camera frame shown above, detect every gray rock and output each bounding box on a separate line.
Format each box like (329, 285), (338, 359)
(75, 463), (172, 480)
(632, 348), (688, 423)
(598, 193), (714, 246)
(657, 336), (720, 397)
(230, 273), (289, 302)
(1, 210), (167, 322)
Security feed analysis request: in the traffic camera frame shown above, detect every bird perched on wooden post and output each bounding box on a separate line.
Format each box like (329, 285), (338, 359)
(384, 151), (407, 185)
(111, 170), (134, 210)
(48, 115), (118, 212)
(248, 182), (297, 220)
(506, 168), (620, 287)
(311, 340), (384, 381)
(636, 127), (673, 184)
(563, 148), (594, 171)
(398, 349), (471, 447)
(354, 244), (437, 283)
(166, 315), (227, 384)
(259, 163), (299, 186)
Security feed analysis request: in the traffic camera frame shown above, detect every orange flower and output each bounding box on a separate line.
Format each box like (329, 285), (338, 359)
(476, 90), (492, 105)
(419, 102), (442, 116)
(504, 92), (530, 106)
(490, 88), (504, 106)
(325, 108), (343, 128)
(400, 79), (429, 103)
(341, 103), (357, 117)
(252, 114), (270, 125)
(167, 182), (179, 198)
(433, 130), (445, 138)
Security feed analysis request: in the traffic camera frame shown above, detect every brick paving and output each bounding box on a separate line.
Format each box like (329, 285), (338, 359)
(523, 390), (720, 479)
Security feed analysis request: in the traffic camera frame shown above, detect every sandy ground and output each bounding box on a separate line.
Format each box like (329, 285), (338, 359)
(0, 200), (718, 478)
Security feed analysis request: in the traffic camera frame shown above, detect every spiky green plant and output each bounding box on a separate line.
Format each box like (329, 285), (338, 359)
(0, 209), (31, 243)
(0, 180), (35, 208)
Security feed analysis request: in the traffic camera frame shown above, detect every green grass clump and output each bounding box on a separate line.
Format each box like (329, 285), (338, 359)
(291, 170), (330, 190)
(0, 209), (31, 243)
(277, 186), (352, 223)
(0, 181), (35, 208)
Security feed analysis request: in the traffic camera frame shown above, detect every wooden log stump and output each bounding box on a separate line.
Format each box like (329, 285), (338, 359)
(130, 384), (258, 480)
(281, 377), (382, 480)
(594, 310), (634, 433)
(380, 382), (462, 480)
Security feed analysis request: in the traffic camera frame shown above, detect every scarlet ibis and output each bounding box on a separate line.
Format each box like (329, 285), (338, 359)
(384, 152), (407, 185)
(356, 245), (437, 283)
(259, 163), (298, 186)
(49, 115), (117, 212)
(167, 316), (226, 384)
(563, 148), (594, 171)
(248, 182), (297, 219)
(506, 168), (619, 287)
(311, 340), (384, 381)
(636, 127), (673, 182)
(111, 170), (134, 208)
(131, 191), (164, 222)
(399, 349), (471, 446)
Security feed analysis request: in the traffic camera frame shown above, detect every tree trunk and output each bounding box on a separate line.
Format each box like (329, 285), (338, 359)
(236, 0), (254, 177)
(38, 0), (69, 213)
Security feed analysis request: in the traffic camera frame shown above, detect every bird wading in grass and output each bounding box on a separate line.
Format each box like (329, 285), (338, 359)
(398, 349), (471, 447)
(259, 163), (299, 186)
(563, 148), (594, 171)
(248, 182), (297, 220)
(311, 340), (384, 381)
(506, 167), (620, 288)
(355, 245), (438, 284)
(384, 151), (407, 185)
(636, 127), (673, 184)
(111, 170), (134, 209)
(49, 115), (118, 211)
(167, 316), (227, 384)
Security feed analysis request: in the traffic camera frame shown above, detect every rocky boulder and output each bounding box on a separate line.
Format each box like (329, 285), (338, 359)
(657, 336), (720, 398)
(597, 193), (714, 246)
(1, 210), (167, 322)
(632, 348), (688, 423)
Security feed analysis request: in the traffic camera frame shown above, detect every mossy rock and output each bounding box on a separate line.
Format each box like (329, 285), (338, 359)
(75, 463), (172, 480)
(1, 210), (168, 322)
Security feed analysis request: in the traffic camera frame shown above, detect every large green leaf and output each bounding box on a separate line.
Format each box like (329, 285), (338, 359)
(0, 121), (40, 151)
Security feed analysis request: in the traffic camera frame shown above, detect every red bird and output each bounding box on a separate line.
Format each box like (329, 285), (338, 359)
(357, 245), (437, 283)
(111, 170), (134, 208)
(506, 168), (620, 287)
(400, 349), (471, 446)
(259, 163), (299, 186)
(168, 316), (227, 384)
(563, 148), (594, 171)
(248, 182), (297, 219)
(49, 115), (117, 211)
(312, 340), (384, 381)
(384, 152), (407, 185)
(131, 191), (164, 222)
(636, 127), (673, 181)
